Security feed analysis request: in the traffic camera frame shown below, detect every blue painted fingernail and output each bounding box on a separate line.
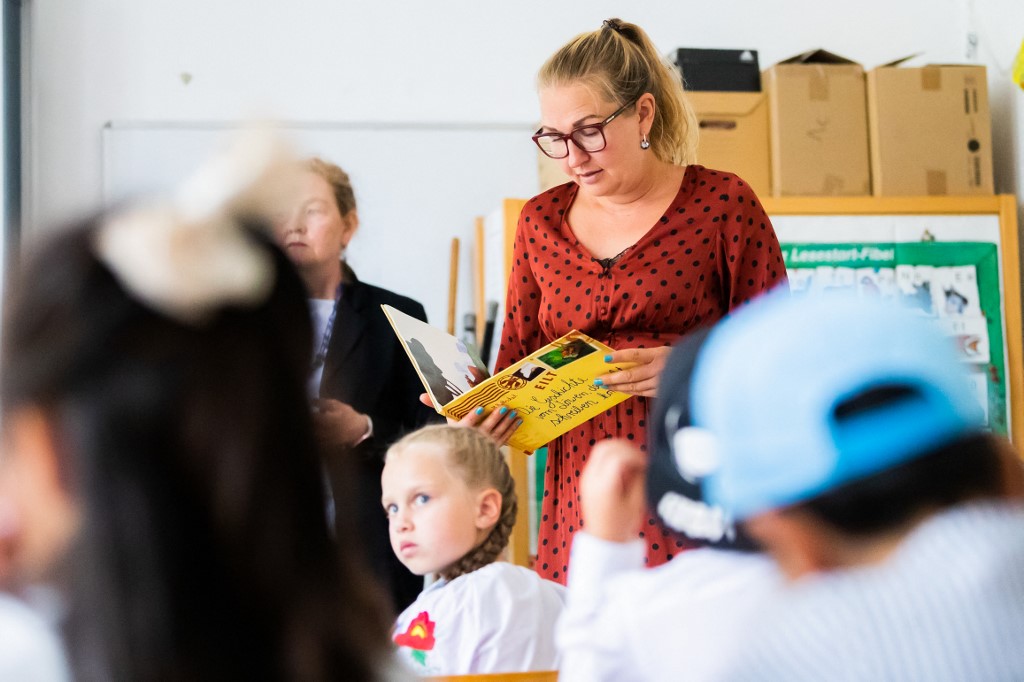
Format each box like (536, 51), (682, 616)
(515, 419), (524, 428)
(604, 355), (612, 362)
(594, 378), (604, 386)
(499, 406), (508, 415)
(475, 407), (484, 415)
(507, 410), (517, 420)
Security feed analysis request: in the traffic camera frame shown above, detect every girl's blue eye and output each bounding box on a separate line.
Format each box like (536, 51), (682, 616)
(385, 503), (398, 516)
(415, 493), (430, 505)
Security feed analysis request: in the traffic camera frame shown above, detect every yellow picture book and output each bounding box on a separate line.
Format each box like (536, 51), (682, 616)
(381, 304), (634, 452)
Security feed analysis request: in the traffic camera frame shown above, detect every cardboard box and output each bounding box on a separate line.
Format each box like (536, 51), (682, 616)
(867, 59), (992, 195)
(673, 48), (761, 91)
(688, 91), (771, 198)
(763, 49), (870, 196)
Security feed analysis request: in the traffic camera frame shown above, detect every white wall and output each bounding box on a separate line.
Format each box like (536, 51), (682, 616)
(24, 0), (1024, 316)
(965, 0), (1024, 282)
(968, 0), (1023, 193)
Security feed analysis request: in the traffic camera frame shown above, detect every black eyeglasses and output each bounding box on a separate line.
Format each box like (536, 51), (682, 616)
(532, 99), (635, 159)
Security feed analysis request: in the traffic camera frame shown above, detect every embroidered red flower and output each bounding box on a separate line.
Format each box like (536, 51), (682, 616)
(394, 611), (436, 651)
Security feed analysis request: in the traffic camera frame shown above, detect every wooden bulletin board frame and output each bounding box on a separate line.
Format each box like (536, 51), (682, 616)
(762, 194), (1023, 446)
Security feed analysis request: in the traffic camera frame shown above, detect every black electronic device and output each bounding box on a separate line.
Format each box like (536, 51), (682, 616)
(672, 48), (761, 91)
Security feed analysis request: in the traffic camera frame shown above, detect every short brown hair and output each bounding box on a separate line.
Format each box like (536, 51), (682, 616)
(303, 157), (357, 216)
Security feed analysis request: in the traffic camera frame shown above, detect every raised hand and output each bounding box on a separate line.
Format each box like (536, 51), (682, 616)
(580, 439), (648, 543)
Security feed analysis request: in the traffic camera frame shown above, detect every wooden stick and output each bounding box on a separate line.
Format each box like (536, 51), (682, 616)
(475, 217), (486, 347)
(506, 447), (531, 568)
(447, 237), (459, 335)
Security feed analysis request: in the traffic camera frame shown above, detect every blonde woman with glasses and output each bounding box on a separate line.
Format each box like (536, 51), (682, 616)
(496, 18), (786, 583)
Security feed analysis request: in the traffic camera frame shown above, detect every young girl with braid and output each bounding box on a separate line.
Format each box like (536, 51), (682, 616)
(382, 425), (566, 676)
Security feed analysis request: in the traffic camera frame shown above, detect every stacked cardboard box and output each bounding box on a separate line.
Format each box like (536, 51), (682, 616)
(867, 58), (993, 196)
(537, 47), (995, 198)
(686, 91), (771, 196)
(763, 50), (870, 196)
(673, 48), (771, 198)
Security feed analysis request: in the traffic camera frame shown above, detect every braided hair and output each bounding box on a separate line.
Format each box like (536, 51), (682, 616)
(386, 425), (518, 581)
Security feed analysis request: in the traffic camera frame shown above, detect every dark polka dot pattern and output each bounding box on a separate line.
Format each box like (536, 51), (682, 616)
(495, 165), (787, 584)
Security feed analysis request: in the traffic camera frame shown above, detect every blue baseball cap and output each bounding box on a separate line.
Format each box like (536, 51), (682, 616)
(693, 289), (985, 521)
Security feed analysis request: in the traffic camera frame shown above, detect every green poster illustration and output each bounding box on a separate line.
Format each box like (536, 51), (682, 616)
(781, 242), (1007, 435)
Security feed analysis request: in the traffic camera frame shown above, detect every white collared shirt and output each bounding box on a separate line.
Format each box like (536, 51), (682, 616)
(393, 561), (565, 676)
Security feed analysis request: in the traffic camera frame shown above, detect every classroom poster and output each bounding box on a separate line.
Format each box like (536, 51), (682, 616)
(781, 242), (1006, 435)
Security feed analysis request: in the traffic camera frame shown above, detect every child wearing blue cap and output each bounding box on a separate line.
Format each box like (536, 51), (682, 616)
(557, 328), (780, 682)
(691, 291), (1024, 680)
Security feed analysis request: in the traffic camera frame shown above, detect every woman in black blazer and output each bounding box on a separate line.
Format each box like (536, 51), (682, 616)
(276, 157), (438, 613)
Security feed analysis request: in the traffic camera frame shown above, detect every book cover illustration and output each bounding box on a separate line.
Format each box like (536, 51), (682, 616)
(382, 304), (634, 451)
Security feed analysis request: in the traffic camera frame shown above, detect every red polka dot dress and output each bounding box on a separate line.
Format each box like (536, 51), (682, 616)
(496, 166), (787, 584)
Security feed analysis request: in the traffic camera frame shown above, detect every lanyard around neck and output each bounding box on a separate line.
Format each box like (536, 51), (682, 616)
(312, 283), (344, 371)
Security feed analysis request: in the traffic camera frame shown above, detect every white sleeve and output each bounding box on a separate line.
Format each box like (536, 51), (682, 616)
(465, 565), (564, 674)
(556, 532), (646, 682)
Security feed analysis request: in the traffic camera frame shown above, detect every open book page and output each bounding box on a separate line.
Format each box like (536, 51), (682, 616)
(381, 304), (489, 408)
(382, 304), (634, 452)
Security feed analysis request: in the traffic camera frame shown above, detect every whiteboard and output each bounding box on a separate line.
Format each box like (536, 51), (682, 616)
(101, 122), (540, 328)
